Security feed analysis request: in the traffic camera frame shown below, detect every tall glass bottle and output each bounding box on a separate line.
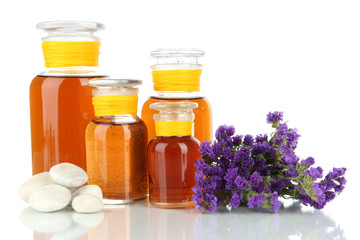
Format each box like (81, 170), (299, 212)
(30, 21), (106, 174)
(141, 48), (212, 143)
(148, 102), (200, 208)
(85, 79), (148, 204)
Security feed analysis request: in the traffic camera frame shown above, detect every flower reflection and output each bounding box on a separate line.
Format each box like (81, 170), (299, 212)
(19, 201), (345, 240)
(19, 206), (104, 240)
(193, 202), (346, 240)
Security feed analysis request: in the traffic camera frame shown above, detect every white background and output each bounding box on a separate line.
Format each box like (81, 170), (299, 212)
(0, 0), (359, 239)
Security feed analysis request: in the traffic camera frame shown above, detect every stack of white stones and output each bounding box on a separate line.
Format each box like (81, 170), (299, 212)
(19, 163), (103, 213)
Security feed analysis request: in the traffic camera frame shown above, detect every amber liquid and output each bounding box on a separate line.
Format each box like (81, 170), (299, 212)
(141, 97), (212, 143)
(30, 75), (104, 175)
(148, 135), (200, 208)
(85, 117), (148, 202)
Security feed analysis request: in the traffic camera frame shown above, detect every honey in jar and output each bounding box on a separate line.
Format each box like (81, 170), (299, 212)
(30, 21), (106, 174)
(85, 79), (148, 204)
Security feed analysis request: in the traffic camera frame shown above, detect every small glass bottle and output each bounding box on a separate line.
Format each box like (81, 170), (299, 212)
(30, 21), (107, 174)
(141, 48), (212, 143)
(148, 102), (200, 208)
(85, 79), (148, 204)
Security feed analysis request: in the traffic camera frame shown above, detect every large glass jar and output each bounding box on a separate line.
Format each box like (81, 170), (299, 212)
(30, 21), (107, 174)
(141, 48), (212, 143)
(85, 79), (148, 204)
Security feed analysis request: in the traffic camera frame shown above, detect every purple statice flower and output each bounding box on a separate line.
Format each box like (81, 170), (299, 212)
(232, 135), (243, 145)
(312, 183), (326, 203)
(321, 178), (337, 191)
(266, 111), (283, 123)
(235, 176), (250, 190)
(270, 192), (281, 213)
(229, 192), (242, 208)
(270, 179), (288, 193)
(223, 147), (234, 161)
(252, 141), (271, 155)
(195, 171), (205, 187)
(300, 195), (313, 206)
(199, 141), (214, 160)
(306, 167), (323, 180)
(224, 168), (238, 182)
(211, 142), (223, 160)
(194, 112), (347, 213)
(301, 157), (315, 166)
(215, 125), (235, 140)
(239, 157), (254, 175)
(279, 144), (297, 165)
(248, 194), (266, 208)
(253, 158), (266, 172)
(192, 185), (205, 211)
(285, 128), (300, 149)
(234, 147), (250, 163)
(277, 123), (288, 132)
(195, 159), (210, 175)
(224, 168), (238, 190)
(326, 167), (347, 180)
(255, 134), (268, 143)
(285, 167), (298, 178)
(249, 171), (263, 185)
(205, 194), (218, 213)
(243, 134), (254, 147)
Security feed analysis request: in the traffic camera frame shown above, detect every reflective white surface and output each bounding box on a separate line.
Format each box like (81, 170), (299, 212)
(12, 198), (350, 240)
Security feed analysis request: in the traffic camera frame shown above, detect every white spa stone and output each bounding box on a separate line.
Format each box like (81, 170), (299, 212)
(19, 172), (56, 203)
(50, 163), (88, 188)
(29, 184), (72, 212)
(71, 185), (103, 200)
(72, 194), (104, 213)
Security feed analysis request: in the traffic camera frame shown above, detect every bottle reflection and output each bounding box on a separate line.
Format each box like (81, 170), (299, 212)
(149, 205), (197, 240)
(88, 201), (149, 240)
(193, 202), (346, 240)
(19, 207), (104, 240)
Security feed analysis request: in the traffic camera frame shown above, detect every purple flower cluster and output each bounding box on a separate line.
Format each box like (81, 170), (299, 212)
(193, 111), (347, 213)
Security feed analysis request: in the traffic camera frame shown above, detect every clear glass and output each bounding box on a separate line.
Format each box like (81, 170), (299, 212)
(37, 21), (104, 42)
(30, 21), (106, 175)
(150, 101), (198, 122)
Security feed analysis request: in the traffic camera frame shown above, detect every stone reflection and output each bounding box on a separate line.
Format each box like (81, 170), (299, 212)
(19, 206), (104, 240)
(193, 202), (346, 240)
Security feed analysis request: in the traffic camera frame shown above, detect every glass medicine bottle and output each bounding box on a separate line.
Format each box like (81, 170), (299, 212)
(85, 78), (148, 204)
(148, 102), (200, 208)
(30, 21), (106, 174)
(141, 49), (212, 143)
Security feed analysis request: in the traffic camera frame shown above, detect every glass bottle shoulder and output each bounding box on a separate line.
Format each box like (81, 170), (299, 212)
(86, 115), (147, 142)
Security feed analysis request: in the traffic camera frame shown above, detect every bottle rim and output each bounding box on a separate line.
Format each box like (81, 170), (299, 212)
(151, 48), (204, 58)
(37, 21), (105, 32)
(89, 78), (142, 89)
